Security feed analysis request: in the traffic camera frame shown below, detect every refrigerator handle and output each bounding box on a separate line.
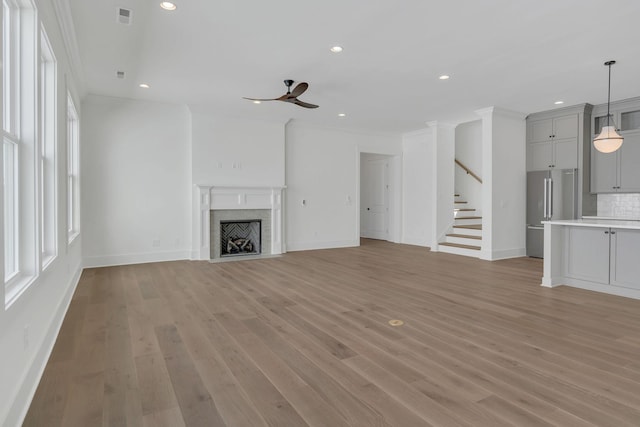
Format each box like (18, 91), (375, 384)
(543, 178), (548, 220)
(548, 178), (553, 219)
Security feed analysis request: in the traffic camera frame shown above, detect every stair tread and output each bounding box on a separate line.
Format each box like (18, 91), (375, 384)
(440, 242), (481, 250)
(454, 224), (482, 230)
(446, 233), (482, 240)
(454, 216), (482, 220)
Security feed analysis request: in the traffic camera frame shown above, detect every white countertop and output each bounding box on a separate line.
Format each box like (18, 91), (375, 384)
(544, 218), (640, 230)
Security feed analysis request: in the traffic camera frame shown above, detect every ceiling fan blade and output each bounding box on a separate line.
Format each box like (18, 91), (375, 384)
(293, 99), (319, 109)
(242, 97), (279, 101)
(290, 82), (308, 97)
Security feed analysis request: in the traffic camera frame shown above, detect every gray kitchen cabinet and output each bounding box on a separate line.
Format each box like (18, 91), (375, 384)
(566, 226), (640, 290)
(591, 131), (640, 192)
(610, 228), (640, 289)
(527, 114), (579, 171)
(591, 96), (640, 193)
(566, 226), (610, 284)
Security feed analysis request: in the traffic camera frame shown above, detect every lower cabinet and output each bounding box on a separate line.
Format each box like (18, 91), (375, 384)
(610, 228), (640, 289)
(566, 226), (640, 289)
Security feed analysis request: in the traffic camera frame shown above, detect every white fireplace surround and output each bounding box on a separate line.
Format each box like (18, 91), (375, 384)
(194, 185), (285, 260)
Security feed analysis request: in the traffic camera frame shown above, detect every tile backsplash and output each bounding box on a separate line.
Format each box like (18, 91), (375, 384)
(597, 193), (640, 218)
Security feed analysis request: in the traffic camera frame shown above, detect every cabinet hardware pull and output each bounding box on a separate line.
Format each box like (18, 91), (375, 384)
(611, 231), (616, 235)
(605, 231), (609, 234)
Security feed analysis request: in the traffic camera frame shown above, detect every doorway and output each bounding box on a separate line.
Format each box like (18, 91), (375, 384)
(360, 153), (392, 240)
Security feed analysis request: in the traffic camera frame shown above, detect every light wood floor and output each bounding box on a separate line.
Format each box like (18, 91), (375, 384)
(24, 239), (640, 426)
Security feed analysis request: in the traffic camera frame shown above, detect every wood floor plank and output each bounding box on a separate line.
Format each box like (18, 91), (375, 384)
(25, 240), (640, 426)
(154, 324), (226, 427)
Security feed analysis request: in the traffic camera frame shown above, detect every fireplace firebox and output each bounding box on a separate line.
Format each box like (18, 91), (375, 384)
(220, 220), (261, 257)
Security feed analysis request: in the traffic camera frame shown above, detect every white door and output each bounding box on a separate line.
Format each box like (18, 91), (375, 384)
(362, 158), (389, 240)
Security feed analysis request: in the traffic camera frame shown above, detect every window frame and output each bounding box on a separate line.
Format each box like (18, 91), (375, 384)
(66, 93), (79, 244)
(39, 26), (57, 269)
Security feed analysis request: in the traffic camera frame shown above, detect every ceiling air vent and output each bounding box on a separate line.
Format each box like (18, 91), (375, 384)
(117, 7), (132, 25)
(116, 70), (125, 79)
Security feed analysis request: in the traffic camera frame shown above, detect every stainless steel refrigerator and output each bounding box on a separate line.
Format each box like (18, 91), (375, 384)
(526, 169), (578, 258)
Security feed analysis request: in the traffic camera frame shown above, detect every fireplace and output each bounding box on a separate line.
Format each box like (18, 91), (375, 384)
(220, 219), (261, 257)
(194, 185), (285, 261)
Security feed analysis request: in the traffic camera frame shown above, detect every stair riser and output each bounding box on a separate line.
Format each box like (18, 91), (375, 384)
(454, 212), (477, 218)
(439, 245), (481, 258)
(453, 227), (482, 237)
(454, 218), (482, 226)
(446, 236), (482, 246)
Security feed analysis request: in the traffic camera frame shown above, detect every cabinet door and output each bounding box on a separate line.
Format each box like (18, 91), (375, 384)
(619, 133), (640, 192)
(529, 119), (553, 143)
(553, 138), (578, 169)
(528, 142), (553, 171)
(610, 229), (640, 289)
(553, 114), (578, 139)
(566, 227), (610, 283)
(591, 149), (618, 193)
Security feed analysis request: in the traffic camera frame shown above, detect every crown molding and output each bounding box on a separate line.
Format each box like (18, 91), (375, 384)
(51, 0), (86, 97)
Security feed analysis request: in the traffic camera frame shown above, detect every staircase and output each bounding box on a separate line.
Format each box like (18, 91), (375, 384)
(438, 193), (482, 258)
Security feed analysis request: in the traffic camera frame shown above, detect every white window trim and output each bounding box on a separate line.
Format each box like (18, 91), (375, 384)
(67, 93), (80, 244)
(39, 26), (57, 270)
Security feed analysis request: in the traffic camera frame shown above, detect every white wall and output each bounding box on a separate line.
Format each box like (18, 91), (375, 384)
(402, 130), (433, 246)
(455, 120), (483, 214)
(191, 113), (285, 187)
(478, 107), (527, 260)
(81, 95), (192, 267)
(432, 123), (456, 247)
(285, 122), (401, 251)
(0, 1), (84, 425)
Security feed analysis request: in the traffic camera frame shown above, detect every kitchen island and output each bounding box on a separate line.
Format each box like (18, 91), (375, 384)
(543, 218), (640, 299)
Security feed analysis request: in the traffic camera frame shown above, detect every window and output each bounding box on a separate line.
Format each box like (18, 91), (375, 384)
(3, 0), (38, 306)
(67, 94), (80, 242)
(40, 28), (57, 267)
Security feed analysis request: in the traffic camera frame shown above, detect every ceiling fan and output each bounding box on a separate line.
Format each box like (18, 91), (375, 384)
(243, 79), (319, 109)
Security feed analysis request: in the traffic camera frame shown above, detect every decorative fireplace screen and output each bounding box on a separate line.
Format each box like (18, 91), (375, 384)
(220, 220), (261, 257)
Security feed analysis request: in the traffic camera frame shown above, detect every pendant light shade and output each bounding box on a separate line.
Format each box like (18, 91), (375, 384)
(594, 60), (623, 153)
(594, 125), (624, 153)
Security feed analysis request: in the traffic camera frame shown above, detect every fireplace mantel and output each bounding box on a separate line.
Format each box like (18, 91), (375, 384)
(193, 185), (285, 260)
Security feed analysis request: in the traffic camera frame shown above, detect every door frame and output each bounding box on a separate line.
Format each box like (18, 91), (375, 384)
(356, 149), (401, 244)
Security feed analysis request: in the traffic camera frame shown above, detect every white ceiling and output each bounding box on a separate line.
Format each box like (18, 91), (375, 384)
(67, 0), (640, 133)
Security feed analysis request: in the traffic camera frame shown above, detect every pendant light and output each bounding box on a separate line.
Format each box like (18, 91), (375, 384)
(593, 60), (623, 153)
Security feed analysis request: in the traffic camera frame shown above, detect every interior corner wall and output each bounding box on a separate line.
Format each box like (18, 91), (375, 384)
(285, 122), (401, 251)
(1, 1), (84, 425)
(190, 114), (285, 187)
(455, 120), (483, 214)
(402, 130), (433, 246)
(81, 95), (192, 267)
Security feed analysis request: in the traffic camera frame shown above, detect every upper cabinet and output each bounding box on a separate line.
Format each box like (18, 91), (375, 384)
(591, 97), (640, 193)
(527, 106), (589, 172)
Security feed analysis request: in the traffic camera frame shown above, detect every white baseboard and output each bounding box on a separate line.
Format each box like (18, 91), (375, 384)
(401, 236), (430, 247)
(480, 247), (526, 261)
(7, 265), (83, 427)
(83, 250), (191, 268)
(286, 239), (358, 252)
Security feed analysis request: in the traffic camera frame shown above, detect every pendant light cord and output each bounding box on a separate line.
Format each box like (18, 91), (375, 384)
(607, 62), (611, 127)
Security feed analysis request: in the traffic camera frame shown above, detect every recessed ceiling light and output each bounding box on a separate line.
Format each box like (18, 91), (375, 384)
(439, 75), (450, 80)
(160, 1), (177, 11)
(554, 100), (564, 105)
(253, 100), (261, 104)
(338, 113), (346, 117)
(139, 83), (150, 89)
(330, 46), (343, 53)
